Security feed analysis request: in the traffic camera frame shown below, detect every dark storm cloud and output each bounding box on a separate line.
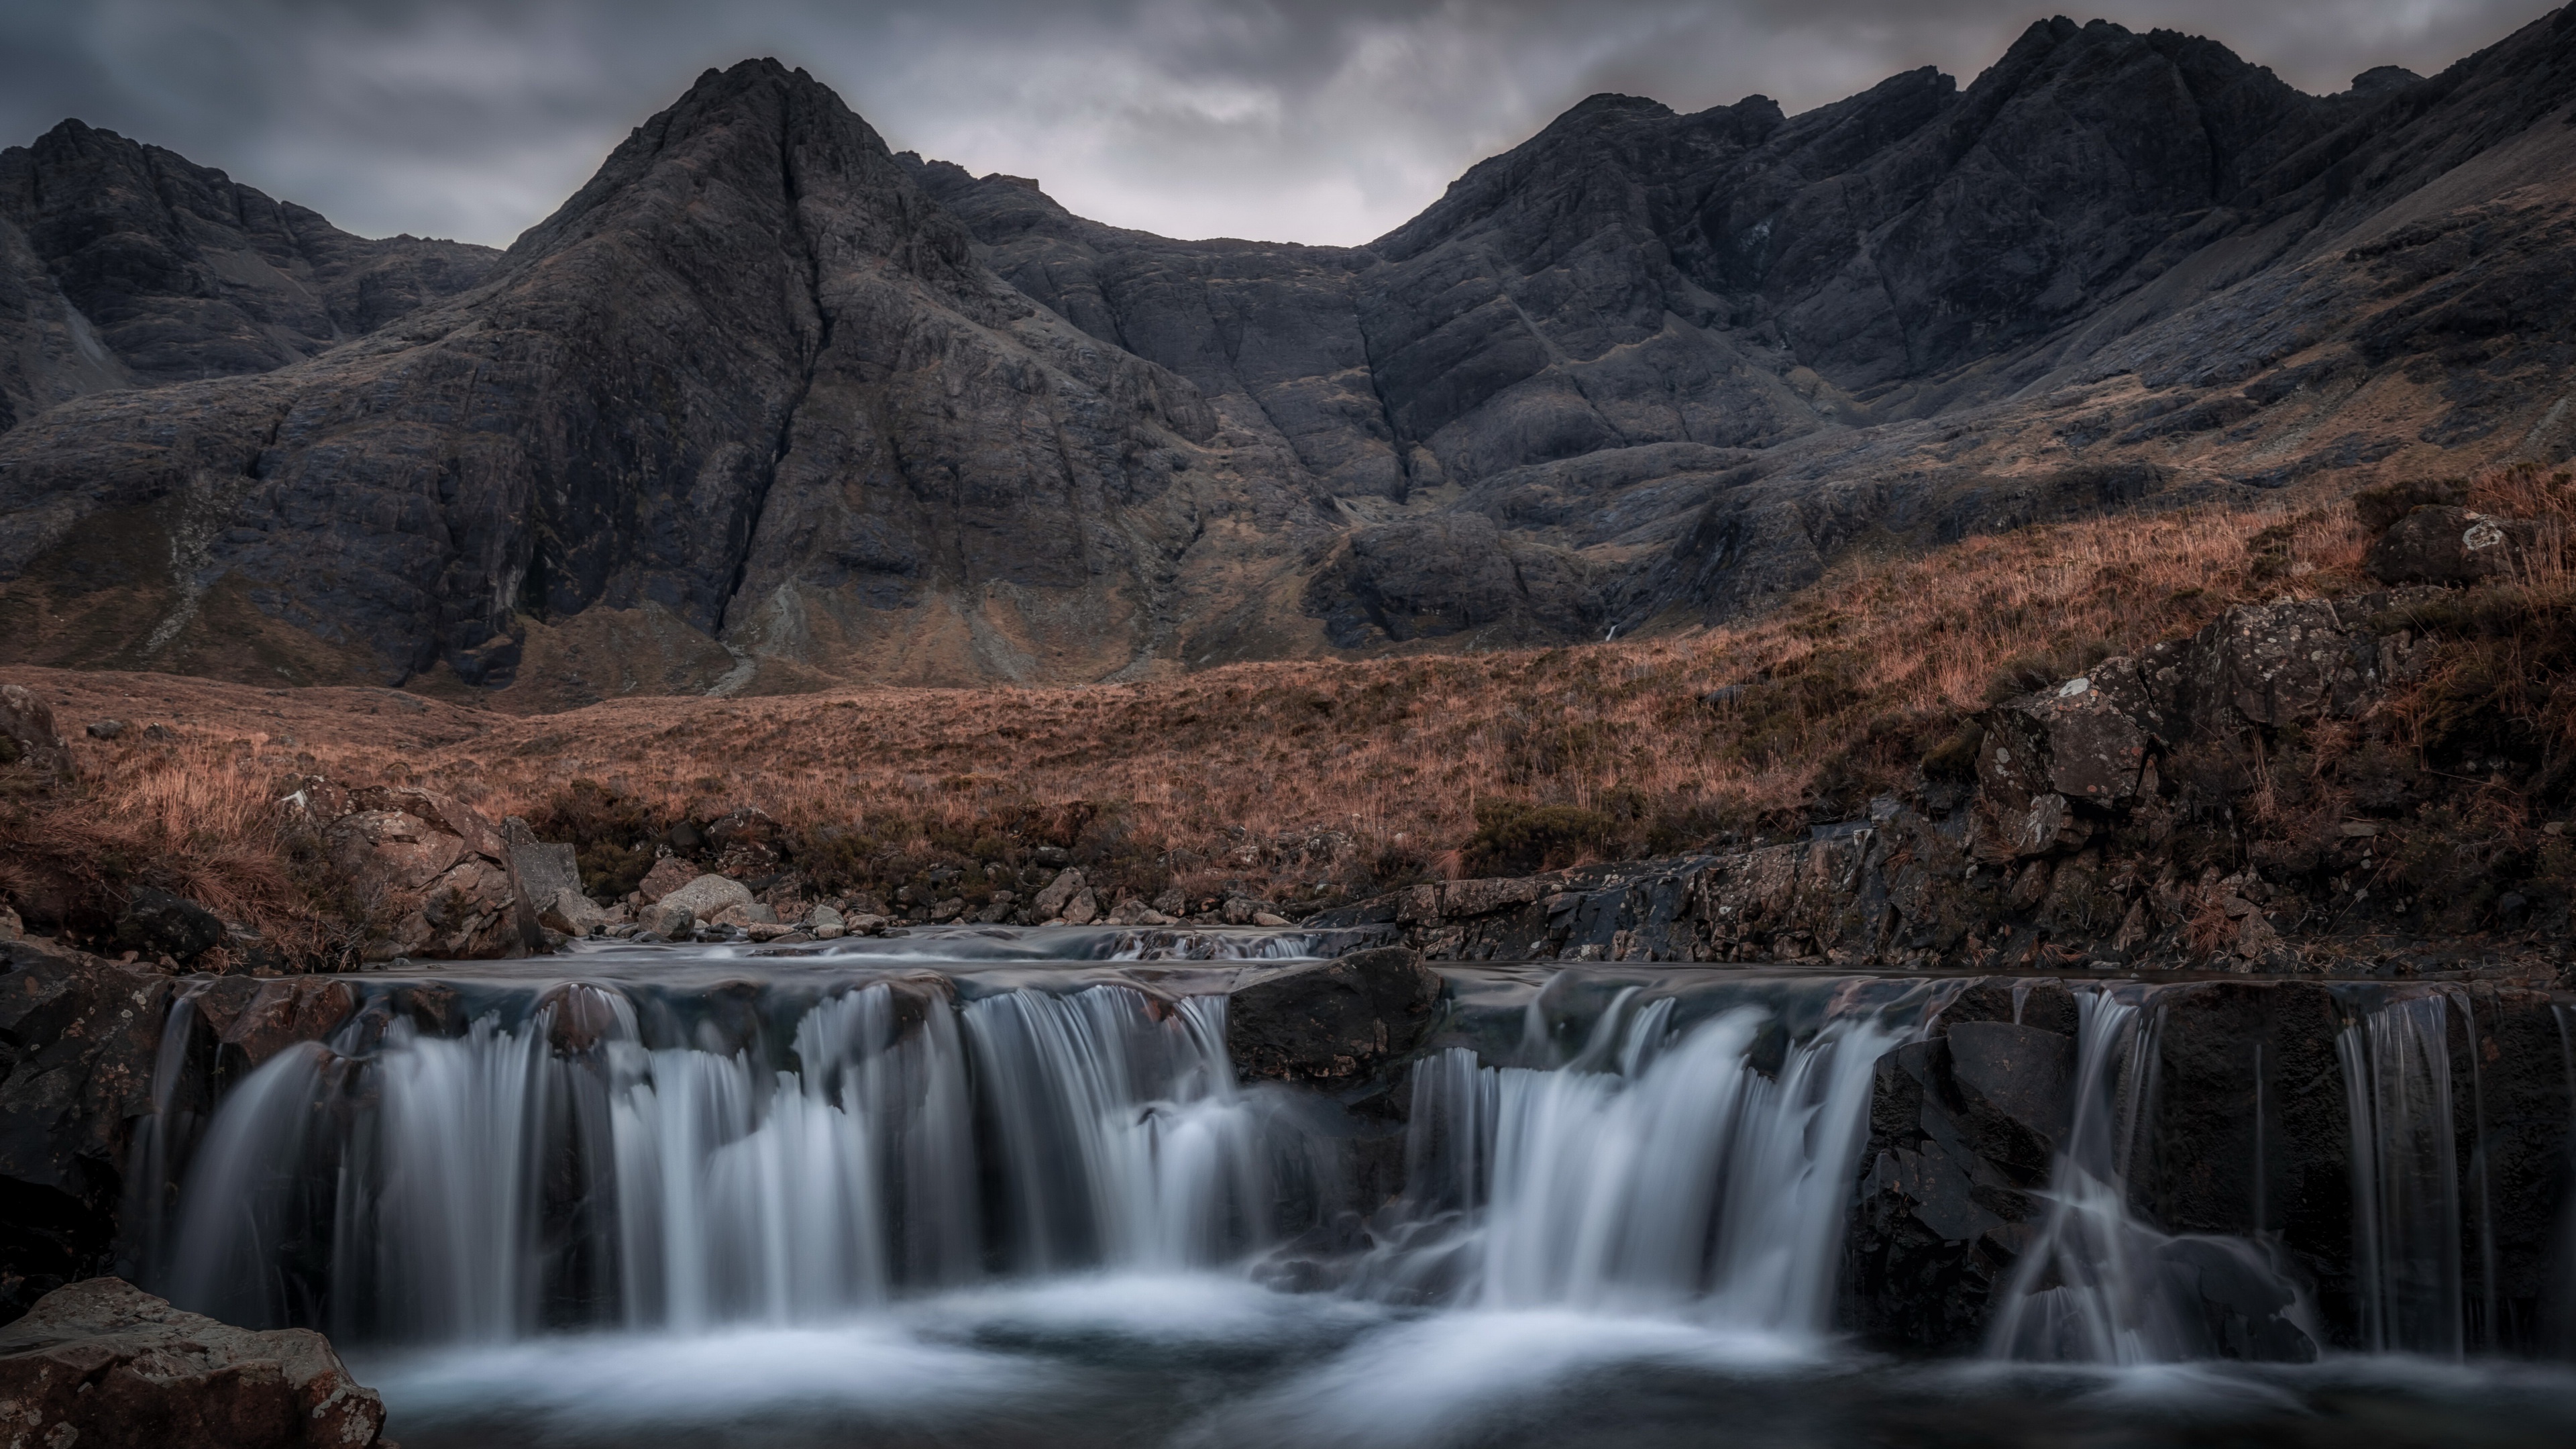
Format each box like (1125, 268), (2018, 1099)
(0, 1), (2559, 248)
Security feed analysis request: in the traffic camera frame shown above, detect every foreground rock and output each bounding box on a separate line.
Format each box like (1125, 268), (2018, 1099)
(504, 816), (608, 936)
(1226, 947), (1444, 1092)
(0, 938), (167, 1322)
(0, 1277), (390, 1448)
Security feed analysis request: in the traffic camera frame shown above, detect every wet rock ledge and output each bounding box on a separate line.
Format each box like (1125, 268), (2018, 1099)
(0, 1277), (390, 1448)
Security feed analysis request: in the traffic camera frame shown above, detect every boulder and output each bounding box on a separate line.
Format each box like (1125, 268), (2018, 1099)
(0, 941), (171, 1322)
(652, 873), (755, 925)
(504, 816), (604, 936)
(1061, 888), (1099, 926)
(637, 855), (697, 903)
(706, 808), (783, 874)
(0, 684), (68, 774)
(1030, 868), (1083, 918)
(0, 906), (18, 942)
(0, 1278), (390, 1448)
(809, 904), (845, 940)
(1978, 666), (2157, 812)
(84, 719), (125, 741)
(111, 888), (223, 965)
(636, 901), (696, 938)
(1226, 947), (1445, 1090)
(320, 787), (540, 961)
(2365, 506), (2540, 586)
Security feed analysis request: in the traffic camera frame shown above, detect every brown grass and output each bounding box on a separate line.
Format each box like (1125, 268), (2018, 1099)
(7, 482), (2401, 934)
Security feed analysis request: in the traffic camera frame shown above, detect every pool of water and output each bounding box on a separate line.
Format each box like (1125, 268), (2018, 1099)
(358, 1273), (2576, 1448)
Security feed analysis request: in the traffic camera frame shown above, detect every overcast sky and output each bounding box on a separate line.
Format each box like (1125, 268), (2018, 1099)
(0, 1), (2559, 248)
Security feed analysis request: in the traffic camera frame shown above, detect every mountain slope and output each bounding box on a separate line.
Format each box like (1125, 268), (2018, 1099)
(0, 62), (1311, 696)
(0, 121), (498, 427)
(934, 9), (2576, 639)
(5, 12), (2576, 695)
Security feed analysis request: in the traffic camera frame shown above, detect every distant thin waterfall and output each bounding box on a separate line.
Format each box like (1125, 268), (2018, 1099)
(2341, 993), (2467, 1357)
(1986, 991), (2310, 1364)
(1371, 1000), (1896, 1332)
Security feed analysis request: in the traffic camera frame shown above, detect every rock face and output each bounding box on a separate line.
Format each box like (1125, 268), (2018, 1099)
(0, 60), (1240, 692)
(1307, 591), (2481, 972)
(0, 939), (168, 1323)
(0, 121), (496, 392)
(1840, 977), (2573, 1356)
(295, 783), (543, 961)
(0, 1277), (390, 1448)
(1226, 947), (1444, 1091)
(931, 8), (2576, 644)
(6, 12), (2576, 689)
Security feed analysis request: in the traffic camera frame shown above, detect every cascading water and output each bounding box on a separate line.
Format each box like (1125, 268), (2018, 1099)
(121, 954), (2576, 1448)
(965, 987), (1269, 1272)
(2341, 991), (2469, 1357)
(159, 980), (1270, 1341)
(1360, 994), (1896, 1332)
(1987, 989), (2313, 1364)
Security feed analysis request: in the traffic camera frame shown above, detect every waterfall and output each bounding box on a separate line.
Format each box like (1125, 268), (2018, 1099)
(607, 985), (979, 1330)
(1987, 990), (2311, 1364)
(161, 981), (1264, 1343)
(965, 988), (1268, 1273)
(2340, 992), (2467, 1357)
(1364, 999), (1896, 1332)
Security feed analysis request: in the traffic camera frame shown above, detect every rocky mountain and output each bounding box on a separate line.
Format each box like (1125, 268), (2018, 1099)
(4, 11), (2576, 696)
(0, 121), (497, 427)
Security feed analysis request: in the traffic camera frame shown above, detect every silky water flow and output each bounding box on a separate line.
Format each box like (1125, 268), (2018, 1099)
(125, 946), (2576, 1448)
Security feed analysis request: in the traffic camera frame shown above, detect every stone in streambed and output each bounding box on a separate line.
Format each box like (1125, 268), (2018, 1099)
(657, 873), (755, 925)
(0, 1277), (392, 1448)
(636, 901), (696, 938)
(1226, 947), (1444, 1091)
(637, 855), (697, 903)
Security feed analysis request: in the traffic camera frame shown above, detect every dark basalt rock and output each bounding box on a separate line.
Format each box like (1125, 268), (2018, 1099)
(1226, 946), (1444, 1091)
(0, 939), (170, 1324)
(2365, 505), (2542, 586)
(110, 889), (221, 965)
(0, 1277), (390, 1448)
(0, 118), (496, 417)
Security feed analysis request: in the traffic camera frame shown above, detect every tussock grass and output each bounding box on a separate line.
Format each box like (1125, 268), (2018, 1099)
(22, 466), (2571, 953)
